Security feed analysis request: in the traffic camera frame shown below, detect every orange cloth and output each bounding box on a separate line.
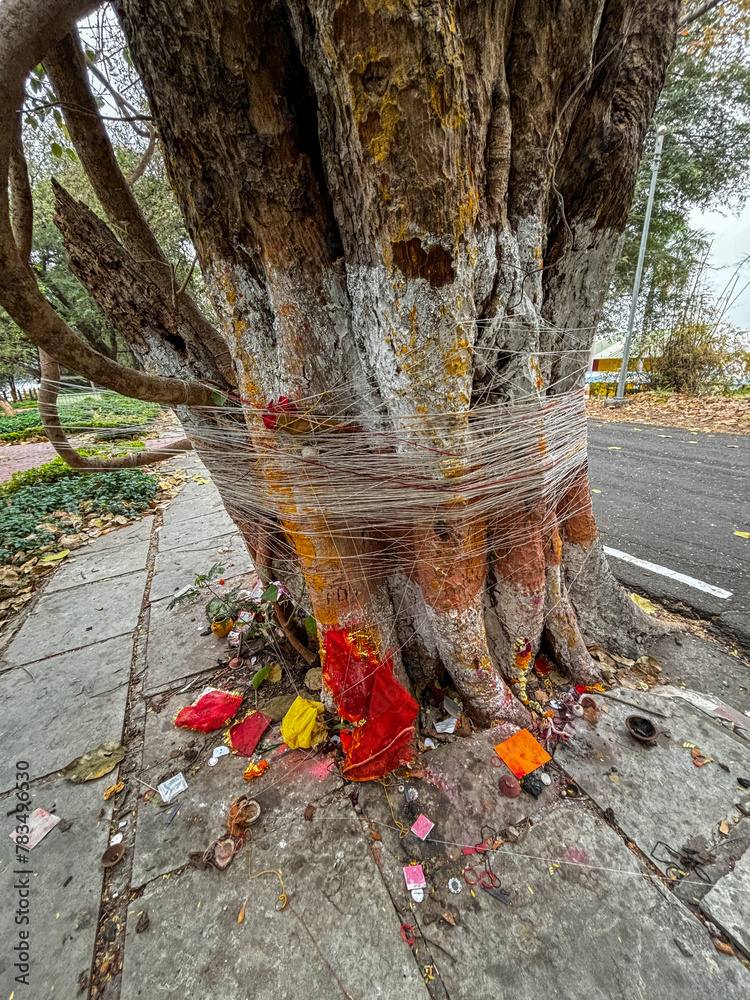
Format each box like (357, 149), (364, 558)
(494, 729), (550, 777)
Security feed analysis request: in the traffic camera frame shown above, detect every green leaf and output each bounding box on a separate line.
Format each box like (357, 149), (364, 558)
(25, 116), (38, 129)
(85, 49), (97, 62)
(39, 548), (70, 563)
(53, 109), (63, 127)
(33, 64), (45, 79)
(65, 148), (77, 162)
(261, 584), (278, 603)
(123, 46), (133, 67)
(50, 142), (63, 158)
(252, 664), (272, 690)
(30, 78), (41, 93)
(304, 615), (318, 637)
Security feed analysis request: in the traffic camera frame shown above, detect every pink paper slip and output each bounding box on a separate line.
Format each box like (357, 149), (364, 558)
(410, 814), (434, 840)
(10, 808), (60, 850)
(403, 864), (427, 890)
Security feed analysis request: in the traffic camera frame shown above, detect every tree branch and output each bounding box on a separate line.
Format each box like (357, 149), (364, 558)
(679, 0), (723, 28)
(52, 180), (232, 387)
(38, 350), (193, 469)
(43, 30), (235, 385)
(126, 127), (156, 186)
(86, 56), (152, 138)
(272, 600), (318, 665)
(9, 121), (32, 263)
(0, 0), (218, 408)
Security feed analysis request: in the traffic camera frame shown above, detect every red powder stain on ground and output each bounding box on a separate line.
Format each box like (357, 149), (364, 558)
(307, 758), (336, 780)
(562, 845), (590, 866)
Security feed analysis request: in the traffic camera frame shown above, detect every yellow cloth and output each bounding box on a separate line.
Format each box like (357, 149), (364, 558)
(280, 696), (326, 750)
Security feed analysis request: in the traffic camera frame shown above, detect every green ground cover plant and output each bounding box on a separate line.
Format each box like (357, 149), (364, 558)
(0, 393), (161, 442)
(0, 466), (158, 561)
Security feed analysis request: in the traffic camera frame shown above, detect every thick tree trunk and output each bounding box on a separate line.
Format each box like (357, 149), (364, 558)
(46, 0), (680, 736)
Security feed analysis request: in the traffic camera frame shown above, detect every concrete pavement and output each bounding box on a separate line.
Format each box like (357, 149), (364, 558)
(1, 456), (750, 999)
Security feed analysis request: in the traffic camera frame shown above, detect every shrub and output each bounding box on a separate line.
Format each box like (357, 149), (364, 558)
(0, 457), (79, 497)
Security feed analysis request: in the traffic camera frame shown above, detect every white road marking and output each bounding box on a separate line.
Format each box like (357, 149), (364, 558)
(603, 546), (733, 600)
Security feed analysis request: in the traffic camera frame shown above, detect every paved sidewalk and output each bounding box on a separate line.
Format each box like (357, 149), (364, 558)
(1, 457), (750, 1000)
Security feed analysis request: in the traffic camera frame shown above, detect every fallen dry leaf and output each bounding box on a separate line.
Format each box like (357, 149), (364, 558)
(268, 663), (282, 683)
(588, 645), (618, 670)
(633, 655), (661, 674)
(587, 392), (750, 436)
(39, 549), (70, 564)
(714, 940), (734, 956)
(719, 820), (730, 836)
(631, 593), (656, 614)
(103, 780), (124, 800)
(611, 653), (635, 667)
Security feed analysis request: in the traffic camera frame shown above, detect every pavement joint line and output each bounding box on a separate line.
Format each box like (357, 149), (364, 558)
(129, 859), (194, 895)
(0, 630), (138, 678)
(550, 759), (673, 891)
(603, 546), (733, 600)
(158, 527), (238, 553)
(43, 564), (150, 593)
(550, 759), (745, 957)
(351, 791), (453, 1000)
(87, 508), (163, 1000)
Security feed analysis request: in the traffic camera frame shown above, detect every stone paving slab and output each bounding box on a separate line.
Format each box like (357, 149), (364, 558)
(0, 633), (132, 793)
(417, 805), (749, 1000)
(358, 732), (750, 999)
(139, 683), (222, 774)
(2, 570), (147, 666)
(557, 688), (750, 875)
(122, 772), (430, 1000)
(651, 633), (750, 714)
(45, 536), (150, 594)
(131, 752), (246, 886)
(702, 849), (750, 957)
(0, 773), (114, 1000)
(162, 484), (225, 517)
(150, 533), (251, 602)
(143, 593), (229, 695)
(87, 517), (154, 551)
(358, 729), (557, 870)
(157, 506), (236, 550)
(139, 672), (291, 774)
(132, 686), (314, 885)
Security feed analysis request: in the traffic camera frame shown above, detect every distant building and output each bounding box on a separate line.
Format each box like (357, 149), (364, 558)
(586, 338), (652, 395)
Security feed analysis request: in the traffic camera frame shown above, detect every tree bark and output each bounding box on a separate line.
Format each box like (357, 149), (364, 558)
(40, 0), (682, 734)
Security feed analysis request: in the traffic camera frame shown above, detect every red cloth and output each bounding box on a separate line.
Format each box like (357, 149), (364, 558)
(227, 712), (271, 756)
(262, 396), (297, 429)
(174, 689), (243, 732)
(323, 628), (418, 781)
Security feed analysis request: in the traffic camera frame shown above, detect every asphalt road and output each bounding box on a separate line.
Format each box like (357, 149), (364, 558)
(587, 419), (750, 648)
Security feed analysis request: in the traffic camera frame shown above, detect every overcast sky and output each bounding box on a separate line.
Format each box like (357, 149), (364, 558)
(689, 202), (750, 329)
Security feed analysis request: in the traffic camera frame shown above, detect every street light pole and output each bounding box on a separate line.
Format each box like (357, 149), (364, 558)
(616, 125), (667, 399)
